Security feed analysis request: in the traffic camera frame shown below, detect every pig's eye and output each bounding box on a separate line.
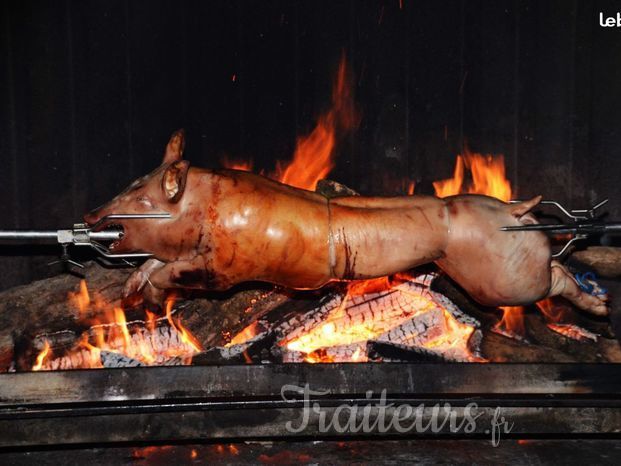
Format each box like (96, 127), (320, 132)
(137, 196), (154, 208)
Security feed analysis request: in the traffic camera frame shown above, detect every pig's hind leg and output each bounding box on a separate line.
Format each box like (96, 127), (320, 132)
(547, 260), (608, 316)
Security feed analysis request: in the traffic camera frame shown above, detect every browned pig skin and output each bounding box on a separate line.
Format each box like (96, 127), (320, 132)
(84, 130), (608, 316)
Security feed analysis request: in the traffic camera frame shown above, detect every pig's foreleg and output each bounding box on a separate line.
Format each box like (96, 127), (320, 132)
(122, 258), (166, 298)
(547, 261), (608, 316)
(133, 255), (217, 306)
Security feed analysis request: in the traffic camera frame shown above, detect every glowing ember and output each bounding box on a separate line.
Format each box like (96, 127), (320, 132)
(132, 446), (174, 461)
(32, 281), (201, 370)
(227, 320), (263, 347)
(220, 156), (253, 172)
(273, 273), (479, 362)
(546, 323), (598, 342)
(407, 181), (416, 195)
(422, 308), (478, 355)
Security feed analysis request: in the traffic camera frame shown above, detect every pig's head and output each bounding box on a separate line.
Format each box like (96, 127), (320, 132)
(84, 129), (192, 260)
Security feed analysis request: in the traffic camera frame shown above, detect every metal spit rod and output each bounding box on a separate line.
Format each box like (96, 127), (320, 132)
(0, 213), (171, 266)
(0, 230), (122, 241)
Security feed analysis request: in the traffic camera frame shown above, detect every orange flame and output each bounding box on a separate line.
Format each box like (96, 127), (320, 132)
(32, 340), (51, 371)
(220, 155), (253, 172)
(536, 298), (568, 323)
(33, 282), (202, 370)
(222, 54), (357, 191)
(275, 54), (356, 190)
(145, 310), (157, 332)
(227, 320), (262, 347)
(433, 148), (512, 201)
(68, 279), (91, 314)
(433, 155), (465, 198)
(226, 272), (477, 363)
(407, 181), (416, 195)
(279, 273), (476, 362)
(166, 297), (203, 353)
(495, 306), (525, 337)
(114, 307), (131, 349)
(421, 308), (476, 354)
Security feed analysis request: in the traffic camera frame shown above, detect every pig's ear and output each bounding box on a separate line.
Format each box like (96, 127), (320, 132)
(162, 160), (190, 203)
(163, 129), (186, 164)
(509, 195), (542, 218)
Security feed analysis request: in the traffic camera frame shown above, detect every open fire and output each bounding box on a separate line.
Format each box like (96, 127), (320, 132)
(27, 56), (587, 371)
(278, 273), (480, 363)
(32, 282), (202, 370)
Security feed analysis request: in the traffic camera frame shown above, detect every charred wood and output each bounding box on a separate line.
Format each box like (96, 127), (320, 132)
(573, 246), (621, 278)
(367, 341), (452, 363)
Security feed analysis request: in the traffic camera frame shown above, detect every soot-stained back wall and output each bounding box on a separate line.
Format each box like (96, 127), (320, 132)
(1, 0), (621, 289)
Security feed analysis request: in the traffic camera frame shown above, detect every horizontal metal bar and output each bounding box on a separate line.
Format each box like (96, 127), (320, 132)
(87, 231), (123, 241)
(1, 401), (620, 447)
(500, 223), (621, 234)
(2, 363), (621, 406)
(0, 230), (123, 241)
(1, 364), (621, 447)
(0, 231), (59, 239)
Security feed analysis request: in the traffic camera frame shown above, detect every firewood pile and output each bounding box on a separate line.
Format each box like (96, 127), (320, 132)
(1, 259), (620, 372)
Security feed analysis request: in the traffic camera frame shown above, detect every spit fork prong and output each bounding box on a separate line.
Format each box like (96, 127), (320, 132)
(502, 199), (616, 259)
(508, 198), (609, 221)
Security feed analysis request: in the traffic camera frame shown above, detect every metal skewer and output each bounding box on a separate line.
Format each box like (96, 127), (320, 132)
(0, 230), (123, 241)
(500, 222), (621, 234)
(0, 212), (171, 268)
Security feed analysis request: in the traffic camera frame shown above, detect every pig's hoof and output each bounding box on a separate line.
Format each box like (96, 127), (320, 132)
(549, 263), (609, 316)
(577, 292), (609, 316)
(142, 283), (166, 309)
(122, 273), (144, 298)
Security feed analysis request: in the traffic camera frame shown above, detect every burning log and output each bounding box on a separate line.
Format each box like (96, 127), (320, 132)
(2, 262), (290, 372)
(546, 324), (598, 342)
(28, 307), (202, 371)
(100, 351), (147, 368)
(433, 273), (621, 362)
(315, 179), (360, 199)
(99, 351), (185, 368)
(2, 256), (621, 370)
(221, 272), (481, 363)
(193, 332), (280, 365)
(282, 343), (366, 363)
(367, 341), (454, 363)
(573, 246), (621, 278)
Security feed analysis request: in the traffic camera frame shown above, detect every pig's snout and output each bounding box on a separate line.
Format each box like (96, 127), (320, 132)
(84, 209), (102, 226)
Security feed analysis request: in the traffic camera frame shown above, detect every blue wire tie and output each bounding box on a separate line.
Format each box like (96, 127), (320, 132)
(575, 272), (607, 296)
